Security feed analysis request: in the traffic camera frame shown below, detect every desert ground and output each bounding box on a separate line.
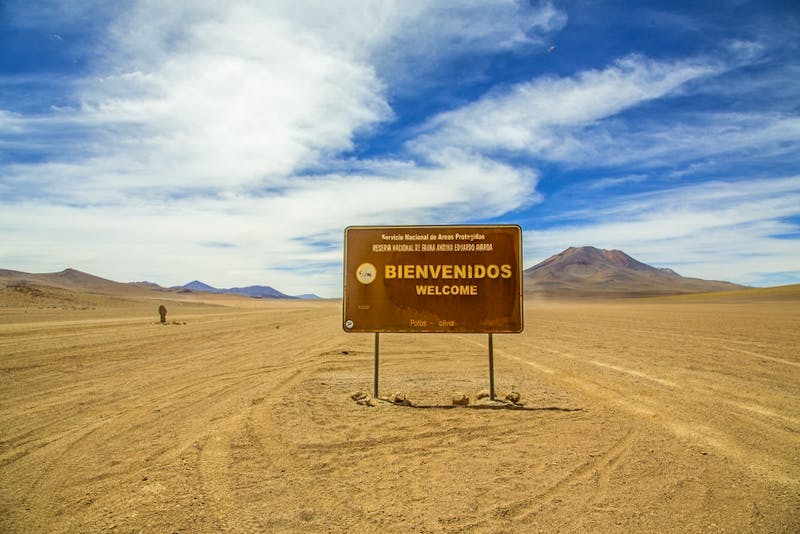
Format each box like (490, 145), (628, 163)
(1, 285), (798, 532)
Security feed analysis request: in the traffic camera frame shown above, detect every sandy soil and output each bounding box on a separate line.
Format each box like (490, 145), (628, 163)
(1, 290), (798, 532)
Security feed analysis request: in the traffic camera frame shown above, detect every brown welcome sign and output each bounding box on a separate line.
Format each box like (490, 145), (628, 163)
(343, 225), (523, 333)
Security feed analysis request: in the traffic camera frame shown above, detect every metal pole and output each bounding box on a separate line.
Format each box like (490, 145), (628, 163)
(488, 333), (495, 400)
(374, 332), (380, 399)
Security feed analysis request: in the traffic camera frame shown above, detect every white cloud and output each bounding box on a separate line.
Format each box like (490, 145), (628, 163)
(74, 2), (391, 190)
(0, 149), (537, 296)
(588, 173), (648, 190)
(2, 0), (562, 200)
(372, 0), (565, 67)
(413, 54), (719, 156)
(268, 150), (538, 228)
(1, 0), (560, 295)
(412, 51), (800, 174)
(550, 113), (800, 169)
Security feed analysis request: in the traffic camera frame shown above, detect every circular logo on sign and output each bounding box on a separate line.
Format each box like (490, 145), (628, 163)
(355, 262), (377, 285)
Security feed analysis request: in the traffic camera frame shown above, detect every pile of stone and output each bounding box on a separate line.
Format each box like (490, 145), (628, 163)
(350, 390), (378, 407)
(452, 392), (470, 406)
(351, 388), (523, 408)
(389, 391), (412, 406)
(505, 390), (522, 404)
(452, 389), (523, 406)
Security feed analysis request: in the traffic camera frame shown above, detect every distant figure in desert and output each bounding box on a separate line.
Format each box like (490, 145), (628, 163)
(158, 305), (167, 324)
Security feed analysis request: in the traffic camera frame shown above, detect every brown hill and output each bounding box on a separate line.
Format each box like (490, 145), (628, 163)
(0, 268), (297, 309)
(525, 246), (744, 297)
(0, 268), (154, 295)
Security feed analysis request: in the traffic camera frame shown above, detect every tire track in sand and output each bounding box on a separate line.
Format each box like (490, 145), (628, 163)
(489, 428), (639, 522)
(196, 357), (332, 533)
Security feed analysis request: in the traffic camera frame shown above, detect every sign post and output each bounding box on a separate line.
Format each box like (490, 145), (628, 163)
(374, 332), (380, 398)
(343, 225), (523, 399)
(488, 333), (495, 400)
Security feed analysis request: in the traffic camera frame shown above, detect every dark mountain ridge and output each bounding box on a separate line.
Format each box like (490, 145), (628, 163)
(177, 280), (295, 299)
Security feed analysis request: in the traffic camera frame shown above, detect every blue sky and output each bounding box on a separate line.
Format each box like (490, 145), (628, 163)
(1, 0), (798, 297)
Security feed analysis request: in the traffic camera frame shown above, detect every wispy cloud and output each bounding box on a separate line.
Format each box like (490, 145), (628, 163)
(412, 54), (720, 157)
(2, 0), (563, 198)
(411, 42), (799, 175)
(370, 0), (566, 86)
(0, 156), (538, 296)
(588, 174), (648, 190)
(1, 0), (563, 295)
(55, 6), (390, 189)
(551, 113), (800, 170)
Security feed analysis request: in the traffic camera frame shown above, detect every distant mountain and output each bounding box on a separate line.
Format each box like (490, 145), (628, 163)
(228, 285), (294, 299)
(294, 294), (322, 300)
(525, 246), (744, 297)
(131, 281), (163, 289)
(178, 281), (295, 299)
(0, 269), (300, 300)
(183, 280), (219, 292)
